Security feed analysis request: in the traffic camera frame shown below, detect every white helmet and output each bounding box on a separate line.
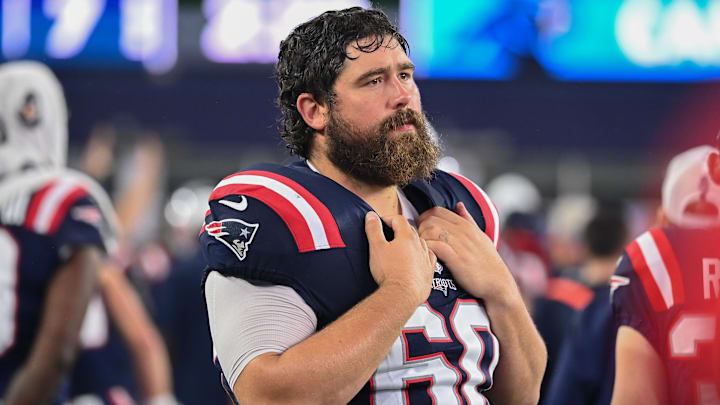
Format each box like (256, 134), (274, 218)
(486, 172), (542, 225)
(0, 61), (68, 177)
(662, 145), (720, 228)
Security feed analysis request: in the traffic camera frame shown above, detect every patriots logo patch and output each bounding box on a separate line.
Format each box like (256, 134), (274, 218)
(205, 219), (260, 261)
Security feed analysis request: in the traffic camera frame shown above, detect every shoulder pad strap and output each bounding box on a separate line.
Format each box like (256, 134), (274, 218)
(625, 228), (684, 311)
(447, 172), (499, 248)
(209, 170), (345, 253)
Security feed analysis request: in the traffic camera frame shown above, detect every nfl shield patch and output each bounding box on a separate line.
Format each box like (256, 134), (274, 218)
(205, 219), (260, 261)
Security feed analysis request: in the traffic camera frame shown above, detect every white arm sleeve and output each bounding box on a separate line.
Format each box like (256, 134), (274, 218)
(205, 271), (318, 389)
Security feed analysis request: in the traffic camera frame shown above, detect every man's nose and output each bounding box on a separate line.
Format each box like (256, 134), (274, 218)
(389, 77), (412, 110)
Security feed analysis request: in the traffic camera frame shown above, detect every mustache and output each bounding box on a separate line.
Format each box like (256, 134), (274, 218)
(380, 109), (425, 133)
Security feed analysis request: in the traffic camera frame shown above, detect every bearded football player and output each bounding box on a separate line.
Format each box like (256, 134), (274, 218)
(201, 7), (546, 405)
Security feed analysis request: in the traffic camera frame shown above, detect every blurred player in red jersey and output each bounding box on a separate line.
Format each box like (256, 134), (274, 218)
(0, 61), (118, 405)
(611, 145), (720, 405)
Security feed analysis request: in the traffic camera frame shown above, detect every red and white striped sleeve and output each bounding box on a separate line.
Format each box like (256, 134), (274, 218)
(24, 177), (90, 235)
(624, 228), (684, 312)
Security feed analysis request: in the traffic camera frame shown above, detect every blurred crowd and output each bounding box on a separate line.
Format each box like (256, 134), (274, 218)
(1, 57), (717, 405)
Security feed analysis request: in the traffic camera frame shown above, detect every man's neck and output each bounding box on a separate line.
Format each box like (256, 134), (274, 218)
(308, 156), (401, 217)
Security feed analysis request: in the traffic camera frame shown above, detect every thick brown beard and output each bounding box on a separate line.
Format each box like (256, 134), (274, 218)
(325, 108), (441, 187)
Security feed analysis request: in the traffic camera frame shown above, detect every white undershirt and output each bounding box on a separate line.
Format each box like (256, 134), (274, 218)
(205, 163), (418, 389)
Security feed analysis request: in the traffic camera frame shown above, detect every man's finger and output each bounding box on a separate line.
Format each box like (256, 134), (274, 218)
(455, 202), (477, 225)
(388, 215), (415, 238)
(426, 239), (456, 261)
(365, 211), (387, 245)
(428, 248), (438, 270)
(419, 206), (464, 225)
(418, 216), (454, 237)
(419, 238), (438, 271)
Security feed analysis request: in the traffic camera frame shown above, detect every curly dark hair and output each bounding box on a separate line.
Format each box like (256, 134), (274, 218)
(276, 7), (409, 159)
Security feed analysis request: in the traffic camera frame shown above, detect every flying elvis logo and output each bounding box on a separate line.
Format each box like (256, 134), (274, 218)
(205, 219), (259, 261)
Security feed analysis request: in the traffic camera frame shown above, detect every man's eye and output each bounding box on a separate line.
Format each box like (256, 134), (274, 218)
(399, 72), (410, 80)
(367, 78), (381, 86)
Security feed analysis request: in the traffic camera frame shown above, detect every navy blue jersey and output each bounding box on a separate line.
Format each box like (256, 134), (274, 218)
(0, 170), (116, 401)
(612, 226), (720, 405)
(543, 286), (615, 405)
(201, 161), (501, 405)
(533, 276), (594, 399)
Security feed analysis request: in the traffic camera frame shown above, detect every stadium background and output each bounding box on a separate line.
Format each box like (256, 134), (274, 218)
(4, 0), (719, 203)
(2, 1), (720, 403)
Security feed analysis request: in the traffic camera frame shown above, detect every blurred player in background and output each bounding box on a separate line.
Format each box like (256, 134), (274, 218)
(153, 181), (229, 405)
(542, 204), (627, 405)
(487, 172), (549, 311)
(69, 127), (177, 405)
(533, 203), (597, 398)
(0, 61), (117, 404)
(611, 144), (720, 405)
(202, 6), (545, 405)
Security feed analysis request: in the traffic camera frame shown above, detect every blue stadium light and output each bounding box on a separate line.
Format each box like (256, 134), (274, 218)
(0, 0), (176, 73)
(400, 0), (720, 81)
(44, 0), (107, 59)
(536, 0), (720, 81)
(399, 0), (524, 79)
(1, 0), (31, 59)
(3, 0), (718, 80)
(120, 0), (177, 74)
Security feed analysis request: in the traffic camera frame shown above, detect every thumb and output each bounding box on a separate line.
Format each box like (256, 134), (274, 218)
(365, 211), (387, 245)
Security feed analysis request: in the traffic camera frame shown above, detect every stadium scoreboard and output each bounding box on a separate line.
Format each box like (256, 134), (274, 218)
(2, 0), (720, 81)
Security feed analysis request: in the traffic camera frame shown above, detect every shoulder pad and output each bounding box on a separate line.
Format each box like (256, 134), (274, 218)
(202, 166), (345, 266)
(0, 168), (118, 253)
(619, 228), (684, 311)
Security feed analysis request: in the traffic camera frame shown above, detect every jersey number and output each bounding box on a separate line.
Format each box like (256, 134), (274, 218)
(0, 227), (20, 354)
(669, 313), (720, 405)
(372, 299), (498, 404)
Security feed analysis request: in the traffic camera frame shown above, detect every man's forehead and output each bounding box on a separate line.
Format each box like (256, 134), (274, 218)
(340, 36), (411, 74)
(345, 35), (404, 58)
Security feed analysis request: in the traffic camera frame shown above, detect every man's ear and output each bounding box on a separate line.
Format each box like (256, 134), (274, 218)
(297, 93), (329, 132)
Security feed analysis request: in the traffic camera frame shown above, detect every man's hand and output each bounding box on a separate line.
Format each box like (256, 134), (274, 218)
(365, 211), (436, 307)
(228, 212), (439, 405)
(418, 203), (516, 303)
(420, 202), (545, 404)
